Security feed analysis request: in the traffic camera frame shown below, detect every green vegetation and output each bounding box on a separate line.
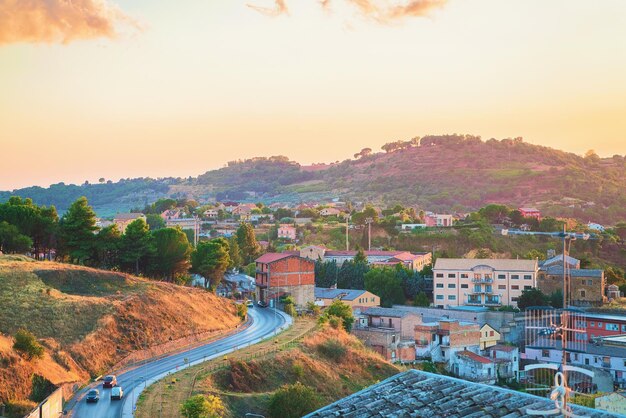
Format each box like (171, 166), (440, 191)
(12, 329), (44, 360)
(268, 382), (321, 418)
(191, 238), (231, 289)
(364, 267), (405, 307)
(180, 394), (225, 418)
(319, 300), (354, 332)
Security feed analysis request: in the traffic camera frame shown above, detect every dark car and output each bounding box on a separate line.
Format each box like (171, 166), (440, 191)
(86, 389), (100, 403)
(103, 375), (117, 388)
(257, 300), (268, 308)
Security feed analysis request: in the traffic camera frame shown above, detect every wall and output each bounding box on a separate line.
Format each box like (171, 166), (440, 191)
(24, 387), (63, 418)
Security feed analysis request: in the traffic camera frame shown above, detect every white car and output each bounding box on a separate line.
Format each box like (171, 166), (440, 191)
(111, 386), (123, 400)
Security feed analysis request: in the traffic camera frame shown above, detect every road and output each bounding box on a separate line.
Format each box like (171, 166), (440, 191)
(70, 307), (289, 418)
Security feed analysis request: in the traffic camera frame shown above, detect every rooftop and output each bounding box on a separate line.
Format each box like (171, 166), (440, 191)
(434, 258), (538, 272)
(363, 307), (418, 318)
(304, 370), (616, 418)
(457, 350), (493, 365)
(489, 344), (518, 353)
(314, 287), (368, 301)
(541, 266), (604, 278)
(114, 213), (145, 220)
(255, 253), (293, 263)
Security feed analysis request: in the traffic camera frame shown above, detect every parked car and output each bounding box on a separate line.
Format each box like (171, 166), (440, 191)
(246, 300), (254, 308)
(110, 386), (124, 400)
(257, 300), (268, 308)
(103, 375), (117, 388)
(86, 389), (100, 403)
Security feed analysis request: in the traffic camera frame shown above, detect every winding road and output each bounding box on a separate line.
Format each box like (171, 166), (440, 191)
(69, 307), (289, 418)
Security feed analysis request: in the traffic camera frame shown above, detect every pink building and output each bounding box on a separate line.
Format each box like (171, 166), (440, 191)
(425, 214), (454, 227)
(519, 207), (541, 219)
(278, 224), (297, 241)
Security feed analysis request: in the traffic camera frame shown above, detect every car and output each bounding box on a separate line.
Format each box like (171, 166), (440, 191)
(86, 389), (100, 403)
(257, 300), (268, 308)
(102, 375), (117, 388)
(110, 386), (124, 400)
(246, 300), (254, 308)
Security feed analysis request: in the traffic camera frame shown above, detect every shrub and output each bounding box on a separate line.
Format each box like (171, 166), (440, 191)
(236, 303), (248, 321)
(292, 363), (304, 378)
(268, 382), (321, 418)
(320, 300), (354, 331)
(13, 329), (44, 360)
(180, 394), (225, 418)
(284, 303), (297, 317)
(30, 374), (55, 403)
(317, 338), (347, 361)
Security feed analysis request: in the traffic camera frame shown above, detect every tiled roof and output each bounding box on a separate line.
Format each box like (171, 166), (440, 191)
(540, 254), (580, 267)
(114, 213), (145, 220)
(456, 350), (493, 364)
(305, 369), (617, 418)
(489, 344), (517, 353)
(434, 258), (538, 272)
(363, 307), (417, 318)
(314, 287), (368, 301)
(255, 253), (292, 263)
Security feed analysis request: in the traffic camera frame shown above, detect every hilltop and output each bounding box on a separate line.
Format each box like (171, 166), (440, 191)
(0, 256), (240, 414)
(2, 135), (625, 223)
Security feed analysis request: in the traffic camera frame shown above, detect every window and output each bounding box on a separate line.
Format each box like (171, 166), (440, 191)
(436, 295), (444, 300)
(580, 290), (586, 298)
(606, 323), (619, 331)
(622, 325), (626, 332)
(436, 273), (444, 278)
(598, 322), (603, 327)
(484, 274), (492, 279)
(448, 273), (456, 278)
(436, 283), (444, 288)
(474, 273), (482, 279)
(498, 285), (506, 290)
(585, 358), (590, 365)
(461, 284), (469, 289)
(490, 331), (494, 337)
(524, 285), (532, 290)
(590, 321), (595, 327)
(498, 274), (506, 279)
(512, 285), (520, 290)
(542, 350), (549, 358)
(461, 273), (469, 279)
(448, 295), (456, 300)
(511, 274), (519, 280)
(448, 283), (456, 288)
(524, 275), (532, 280)
(474, 285), (481, 293)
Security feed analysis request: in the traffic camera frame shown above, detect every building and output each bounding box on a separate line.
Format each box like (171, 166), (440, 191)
(479, 323), (501, 350)
(540, 253), (581, 269)
(454, 350), (497, 384)
(414, 319), (481, 367)
(277, 224), (297, 241)
(314, 287), (380, 308)
(165, 217), (200, 245)
(352, 307), (421, 363)
(304, 369), (616, 418)
(425, 213), (454, 227)
(519, 207), (542, 219)
(319, 207), (342, 217)
(300, 246), (431, 272)
(160, 208), (183, 220)
(537, 265), (606, 306)
(216, 272), (256, 299)
(203, 208), (219, 218)
(607, 284), (622, 301)
(583, 312), (626, 339)
(400, 223), (427, 231)
(113, 213), (146, 234)
(254, 253), (314, 308)
(595, 392), (626, 415)
(433, 258), (538, 308)
(487, 344), (520, 380)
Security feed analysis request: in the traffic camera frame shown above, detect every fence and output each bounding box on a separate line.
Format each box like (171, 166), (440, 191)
(24, 387), (63, 418)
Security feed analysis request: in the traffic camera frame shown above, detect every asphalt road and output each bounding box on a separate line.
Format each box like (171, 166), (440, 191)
(70, 307), (289, 418)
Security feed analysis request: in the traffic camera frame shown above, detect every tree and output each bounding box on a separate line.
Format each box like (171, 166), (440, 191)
(315, 260), (338, 288)
(227, 236), (243, 269)
(337, 260), (369, 290)
(13, 329), (44, 360)
(236, 223), (260, 264)
(525, 249), (546, 261)
(517, 288), (549, 311)
(414, 292), (430, 307)
(478, 204), (510, 224)
(191, 238), (230, 289)
(268, 382), (320, 418)
(364, 268), (405, 307)
(94, 225), (121, 269)
(180, 394), (225, 418)
(120, 219), (154, 275)
(59, 197), (97, 264)
(145, 213), (166, 230)
(0, 221), (32, 253)
(320, 300), (354, 331)
(354, 246), (367, 264)
(149, 227), (192, 282)
(274, 208), (294, 220)
(550, 290), (564, 309)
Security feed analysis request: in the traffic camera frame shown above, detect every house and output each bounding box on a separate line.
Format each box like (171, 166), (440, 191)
(95, 218), (114, 230)
(277, 224), (297, 241)
(583, 312), (626, 339)
(537, 265), (606, 306)
(203, 208), (219, 218)
(414, 319), (481, 367)
(304, 369), (616, 418)
(425, 213), (454, 227)
(113, 213), (146, 234)
(160, 208), (183, 220)
(479, 323), (501, 350)
(254, 253), (314, 307)
(216, 272), (256, 299)
(595, 392), (626, 415)
(314, 287), (380, 308)
(165, 217), (200, 245)
(433, 258), (538, 308)
(487, 344), (520, 380)
(222, 201), (239, 213)
(319, 207), (342, 217)
(519, 207), (541, 219)
(352, 307), (421, 363)
(588, 222), (606, 232)
(299, 246), (431, 272)
(607, 284), (622, 301)
(400, 223), (427, 231)
(454, 350), (497, 384)
(540, 253), (581, 269)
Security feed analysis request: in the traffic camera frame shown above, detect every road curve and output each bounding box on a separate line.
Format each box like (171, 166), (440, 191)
(70, 307), (289, 418)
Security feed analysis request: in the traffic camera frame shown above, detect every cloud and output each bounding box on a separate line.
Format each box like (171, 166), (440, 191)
(0, 0), (140, 45)
(246, 0), (289, 17)
(247, 0), (446, 21)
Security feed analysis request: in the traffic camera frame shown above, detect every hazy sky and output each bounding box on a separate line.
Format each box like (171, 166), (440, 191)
(1, 0), (625, 190)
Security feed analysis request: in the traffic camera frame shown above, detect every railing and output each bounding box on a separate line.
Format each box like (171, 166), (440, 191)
(485, 300), (501, 306)
(471, 278), (493, 284)
(467, 300), (482, 306)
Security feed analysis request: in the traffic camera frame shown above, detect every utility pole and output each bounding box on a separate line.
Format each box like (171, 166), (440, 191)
(365, 217), (373, 251)
(345, 215), (350, 251)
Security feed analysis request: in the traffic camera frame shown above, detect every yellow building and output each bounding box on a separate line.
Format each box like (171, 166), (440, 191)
(314, 287), (380, 308)
(479, 323), (501, 350)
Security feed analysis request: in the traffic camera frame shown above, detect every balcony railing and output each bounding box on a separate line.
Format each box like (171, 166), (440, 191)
(467, 300), (482, 306)
(471, 278), (493, 284)
(485, 300), (501, 306)
(470, 289), (494, 295)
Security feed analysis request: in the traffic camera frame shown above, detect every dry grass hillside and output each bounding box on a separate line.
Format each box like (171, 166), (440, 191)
(0, 255), (240, 411)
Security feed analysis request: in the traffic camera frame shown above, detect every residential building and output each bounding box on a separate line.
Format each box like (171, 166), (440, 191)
(595, 392), (626, 415)
(203, 209), (219, 218)
(537, 265), (606, 306)
(480, 323), (501, 349)
(433, 258), (538, 308)
(583, 312), (626, 339)
(587, 222), (606, 232)
(254, 253), (314, 308)
(113, 213), (146, 234)
(95, 218), (114, 230)
(400, 223), (427, 231)
(425, 213), (454, 227)
(299, 246), (431, 272)
(304, 370), (615, 418)
(314, 288), (380, 308)
(319, 207), (342, 217)
(277, 224), (297, 241)
(487, 344), (520, 380)
(352, 307), (421, 363)
(414, 319), (481, 367)
(216, 272), (256, 299)
(607, 284), (622, 301)
(160, 208), (183, 220)
(165, 217), (200, 245)
(540, 253), (581, 269)
(519, 207), (541, 219)
(454, 350), (496, 384)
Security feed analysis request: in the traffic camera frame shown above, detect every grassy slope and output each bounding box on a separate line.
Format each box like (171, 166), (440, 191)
(0, 256), (240, 407)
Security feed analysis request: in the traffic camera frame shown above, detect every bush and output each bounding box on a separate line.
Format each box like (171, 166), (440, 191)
(13, 329), (44, 360)
(320, 300), (354, 331)
(237, 303), (248, 321)
(268, 382), (321, 418)
(30, 374), (55, 403)
(317, 338), (347, 361)
(180, 394), (225, 418)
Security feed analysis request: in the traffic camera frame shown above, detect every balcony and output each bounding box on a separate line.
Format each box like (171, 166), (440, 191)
(469, 289), (494, 295)
(471, 278), (493, 284)
(467, 300), (483, 306)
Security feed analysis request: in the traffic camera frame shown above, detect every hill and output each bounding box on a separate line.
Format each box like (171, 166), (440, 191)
(0, 256), (240, 414)
(2, 135), (625, 223)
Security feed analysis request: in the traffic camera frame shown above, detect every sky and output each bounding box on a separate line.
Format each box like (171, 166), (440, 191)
(1, 0), (625, 190)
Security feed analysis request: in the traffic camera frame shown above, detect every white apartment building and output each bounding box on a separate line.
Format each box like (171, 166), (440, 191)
(433, 258), (539, 308)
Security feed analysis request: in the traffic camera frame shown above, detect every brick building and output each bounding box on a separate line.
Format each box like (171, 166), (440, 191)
(255, 253), (314, 308)
(414, 319), (481, 367)
(537, 265), (606, 307)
